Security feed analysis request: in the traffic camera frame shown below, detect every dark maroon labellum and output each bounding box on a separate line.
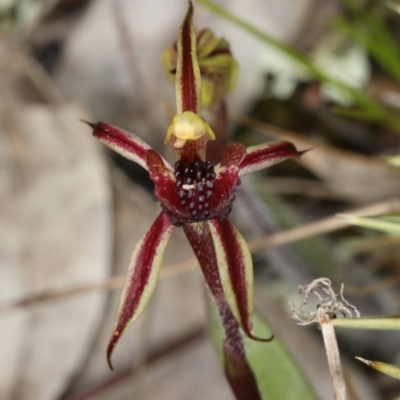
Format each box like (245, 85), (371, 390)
(173, 160), (215, 223)
(151, 157), (240, 227)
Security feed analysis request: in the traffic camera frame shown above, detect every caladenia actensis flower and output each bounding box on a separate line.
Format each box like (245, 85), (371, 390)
(85, 3), (305, 399)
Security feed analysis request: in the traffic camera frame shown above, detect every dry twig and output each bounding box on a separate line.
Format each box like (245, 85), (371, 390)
(1, 198), (399, 312)
(290, 278), (360, 400)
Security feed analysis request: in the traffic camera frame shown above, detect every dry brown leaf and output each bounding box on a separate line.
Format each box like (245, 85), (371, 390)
(0, 103), (111, 400)
(0, 41), (63, 104)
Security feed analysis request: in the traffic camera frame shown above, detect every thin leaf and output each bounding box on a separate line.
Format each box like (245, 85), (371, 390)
(196, 1), (363, 97)
(332, 315), (400, 330)
(107, 211), (174, 369)
(342, 0), (400, 63)
(383, 155), (400, 168)
(356, 357), (400, 379)
(209, 306), (318, 400)
(339, 214), (400, 234)
(197, 0), (319, 77)
(197, 0), (400, 132)
(332, 105), (388, 122)
(388, 1), (400, 14)
(334, 17), (400, 82)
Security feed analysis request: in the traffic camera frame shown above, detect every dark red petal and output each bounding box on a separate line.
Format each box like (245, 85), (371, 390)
(107, 211), (174, 369)
(208, 219), (273, 342)
(220, 142), (246, 168)
(146, 149), (187, 225)
(205, 100), (229, 164)
(183, 221), (262, 400)
(239, 140), (305, 176)
(87, 121), (151, 170)
(146, 149), (173, 174)
(176, 1), (201, 114)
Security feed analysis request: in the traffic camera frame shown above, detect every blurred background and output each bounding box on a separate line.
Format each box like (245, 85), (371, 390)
(1, 0), (400, 399)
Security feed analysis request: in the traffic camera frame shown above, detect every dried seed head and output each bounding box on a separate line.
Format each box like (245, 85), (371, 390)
(289, 278), (360, 326)
(290, 278), (359, 400)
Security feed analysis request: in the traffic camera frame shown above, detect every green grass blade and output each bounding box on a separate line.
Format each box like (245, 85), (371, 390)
(356, 357), (400, 379)
(209, 304), (318, 400)
(197, 0), (400, 132)
(197, 0), (319, 77)
(383, 155), (400, 167)
(339, 214), (400, 234)
(334, 17), (400, 82)
(332, 315), (400, 329)
(388, 1), (400, 14)
(343, 0), (400, 59)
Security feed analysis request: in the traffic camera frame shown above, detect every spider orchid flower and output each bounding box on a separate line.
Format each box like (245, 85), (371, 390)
(86, 3), (305, 398)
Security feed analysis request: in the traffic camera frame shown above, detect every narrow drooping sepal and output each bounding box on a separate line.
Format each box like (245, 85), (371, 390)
(209, 143), (246, 219)
(146, 149), (182, 224)
(183, 222), (262, 400)
(239, 140), (304, 176)
(176, 1), (202, 115)
(208, 219), (273, 342)
(88, 121), (152, 170)
(107, 211), (174, 369)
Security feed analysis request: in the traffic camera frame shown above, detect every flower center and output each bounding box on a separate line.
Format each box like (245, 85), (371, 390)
(174, 160), (216, 222)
